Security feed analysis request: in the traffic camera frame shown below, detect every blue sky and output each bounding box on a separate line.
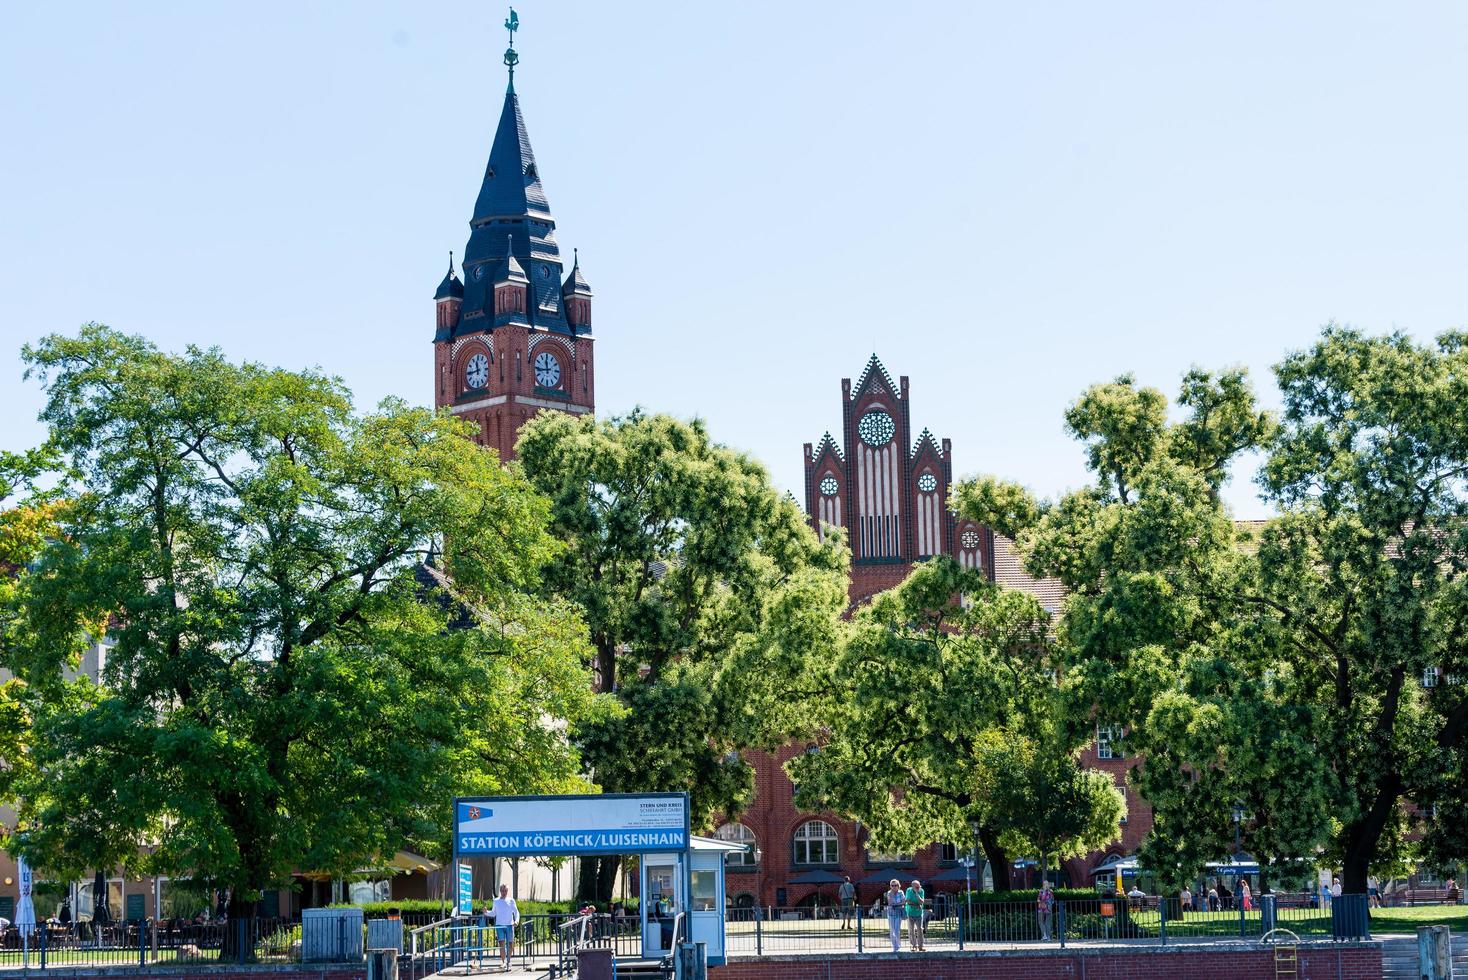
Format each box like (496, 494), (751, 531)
(3, 1), (1466, 518)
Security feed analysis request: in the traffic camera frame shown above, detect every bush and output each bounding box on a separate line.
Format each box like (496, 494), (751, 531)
(957, 888), (1099, 905)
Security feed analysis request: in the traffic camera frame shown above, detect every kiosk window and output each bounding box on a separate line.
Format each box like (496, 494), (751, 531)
(691, 871), (717, 912)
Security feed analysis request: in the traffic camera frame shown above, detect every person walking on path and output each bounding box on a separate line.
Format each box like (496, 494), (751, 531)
(904, 879), (927, 952)
(884, 879), (905, 952)
(838, 876), (856, 930)
(1240, 880), (1253, 912)
(1036, 881), (1055, 941)
(491, 884), (520, 973)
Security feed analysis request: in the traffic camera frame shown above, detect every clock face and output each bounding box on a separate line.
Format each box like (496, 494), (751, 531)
(472, 265), (485, 281)
(465, 352), (489, 389)
(819, 476), (839, 497)
(918, 472), (937, 493)
(534, 351), (561, 388)
(857, 410), (896, 447)
(961, 529), (980, 551)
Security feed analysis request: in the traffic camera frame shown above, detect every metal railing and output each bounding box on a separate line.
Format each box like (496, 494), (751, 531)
(0, 917), (304, 969)
(721, 895), (1374, 955)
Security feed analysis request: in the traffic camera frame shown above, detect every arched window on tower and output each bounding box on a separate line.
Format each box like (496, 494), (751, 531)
(792, 820), (839, 866)
(716, 823), (757, 867)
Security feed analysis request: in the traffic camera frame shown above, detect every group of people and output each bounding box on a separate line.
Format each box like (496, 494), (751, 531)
(874, 878), (928, 952)
(1178, 877), (1254, 913)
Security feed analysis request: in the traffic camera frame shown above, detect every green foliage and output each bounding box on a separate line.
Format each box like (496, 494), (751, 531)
(786, 557), (1123, 891)
(0, 325), (599, 908)
(515, 410), (848, 897)
(956, 333), (1468, 894)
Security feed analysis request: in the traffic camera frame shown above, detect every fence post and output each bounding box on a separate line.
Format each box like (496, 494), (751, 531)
(1159, 897), (1166, 945)
(755, 907), (763, 956)
(1058, 902), (1066, 949)
(957, 902), (964, 951)
(139, 921), (146, 966)
(1238, 894), (1245, 939)
(856, 903), (863, 954)
(39, 922), (47, 970)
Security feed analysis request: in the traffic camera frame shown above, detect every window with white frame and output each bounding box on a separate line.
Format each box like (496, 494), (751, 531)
(716, 823), (757, 866)
(1097, 725), (1125, 760)
(793, 820), (840, 865)
(1424, 667), (1441, 688)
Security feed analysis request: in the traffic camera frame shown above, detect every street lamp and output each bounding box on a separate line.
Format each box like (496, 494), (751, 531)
(967, 818), (982, 934)
(1230, 803), (1244, 859)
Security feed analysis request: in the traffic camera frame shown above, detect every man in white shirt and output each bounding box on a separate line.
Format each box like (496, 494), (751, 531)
(491, 884), (520, 972)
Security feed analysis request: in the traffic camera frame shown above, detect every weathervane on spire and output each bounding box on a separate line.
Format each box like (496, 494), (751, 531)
(503, 8), (520, 90)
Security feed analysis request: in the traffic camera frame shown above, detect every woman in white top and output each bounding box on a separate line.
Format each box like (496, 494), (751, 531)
(883, 879), (905, 952)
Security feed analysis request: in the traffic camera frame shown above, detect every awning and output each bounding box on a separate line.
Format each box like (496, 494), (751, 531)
(1090, 857), (1140, 878)
(788, 869), (848, 885)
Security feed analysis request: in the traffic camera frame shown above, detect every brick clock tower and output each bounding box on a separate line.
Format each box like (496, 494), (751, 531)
(432, 21), (594, 461)
(802, 354), (991, 603)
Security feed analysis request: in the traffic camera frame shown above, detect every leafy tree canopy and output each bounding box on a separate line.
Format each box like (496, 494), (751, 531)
(786, 557), (1123, 891)
(515, 410), (848, 898)
(0, 325), (600, 912)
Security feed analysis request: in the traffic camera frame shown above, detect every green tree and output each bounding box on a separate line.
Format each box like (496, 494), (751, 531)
(1253, 327), (1468, 891)
(0, 325), (599, 945)
(515, 410), (848, 901)
(785, 558), (1124, 890)
(952, 368), (1329, 890)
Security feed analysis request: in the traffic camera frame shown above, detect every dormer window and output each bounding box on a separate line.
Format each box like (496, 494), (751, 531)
(524, 163), (537, 178)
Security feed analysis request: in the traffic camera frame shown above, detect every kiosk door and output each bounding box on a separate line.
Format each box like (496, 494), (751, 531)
(642, 859), (682, 957)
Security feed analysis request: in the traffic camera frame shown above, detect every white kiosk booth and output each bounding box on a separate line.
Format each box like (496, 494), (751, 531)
(454, 792), (739, 967)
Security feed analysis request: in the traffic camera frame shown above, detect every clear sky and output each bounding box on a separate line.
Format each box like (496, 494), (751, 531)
(3, 1), (1466, 518)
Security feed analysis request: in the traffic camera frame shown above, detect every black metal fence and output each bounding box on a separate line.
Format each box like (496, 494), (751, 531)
(721, 895), (1373, 955)
(0, 917), (303, 969)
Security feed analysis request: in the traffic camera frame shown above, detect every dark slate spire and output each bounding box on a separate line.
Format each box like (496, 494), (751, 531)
(471, 91), (550, 223)
(562, 248), (591, 296)
(496, 235), (528, 284)
(455, 9), (574, 336)
(434, 252), (463, 300)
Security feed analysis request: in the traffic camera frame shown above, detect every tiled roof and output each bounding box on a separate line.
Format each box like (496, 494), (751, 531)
(991, 533), (1067, 615)
(562, 251), (591, 295)
(472, 91), (549, 221)
(434, 255), (463, 300)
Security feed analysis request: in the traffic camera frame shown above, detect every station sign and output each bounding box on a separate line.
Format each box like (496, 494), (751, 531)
(454, 792), (690, 857)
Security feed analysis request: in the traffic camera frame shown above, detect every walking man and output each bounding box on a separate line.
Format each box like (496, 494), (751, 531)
(1036, 881), (1054, 941)
(491, 884), (520, 973)
(838, 876), (856, 930)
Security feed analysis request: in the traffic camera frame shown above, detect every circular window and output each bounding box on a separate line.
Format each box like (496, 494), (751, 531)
(961, 529), (981, 550)
(917, 473), (937, 493)
(819, 476), (838, 497)
(857, 411), (895, 447)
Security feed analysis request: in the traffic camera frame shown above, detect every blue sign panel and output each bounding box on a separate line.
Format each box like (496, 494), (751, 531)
(457, 863), (473, 916)
(454, 793), (690, 857)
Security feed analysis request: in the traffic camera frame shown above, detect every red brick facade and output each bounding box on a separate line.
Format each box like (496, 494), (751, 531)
(433, 321), (594, 463)
(710, 945), (1382, 980)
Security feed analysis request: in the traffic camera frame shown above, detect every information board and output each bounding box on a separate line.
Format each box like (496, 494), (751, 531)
(454, 793), (690, 857)
(457, 863), (473, 916)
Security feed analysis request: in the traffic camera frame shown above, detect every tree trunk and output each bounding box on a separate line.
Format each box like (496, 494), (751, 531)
(595, 856), (621, 904)
(575, 856), (621, 904)
(1340, 773), (1403, 895)
(978, 827), (1011, 892)
(219, 895), (259, 963)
